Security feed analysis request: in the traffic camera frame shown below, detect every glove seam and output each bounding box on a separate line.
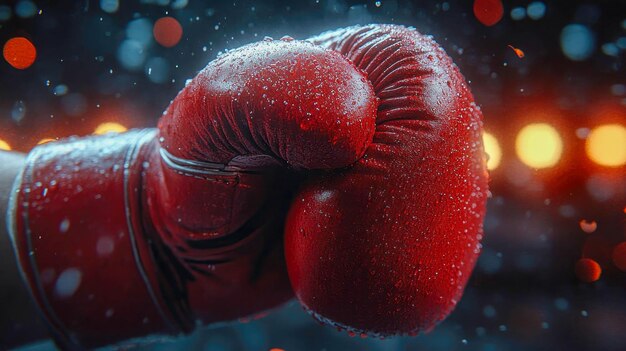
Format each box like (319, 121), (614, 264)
(124, 129), (189, 336)
(10, 144), (76, 348)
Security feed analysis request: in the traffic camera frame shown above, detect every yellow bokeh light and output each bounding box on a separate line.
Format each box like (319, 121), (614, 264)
(482, 132), (502, 170)
(37, 138), (55, 145)
(586, 124), (626, 167)
(94, 122), (127, 135)
(0, 139), (11, 151)
(515, 123), (563, 169)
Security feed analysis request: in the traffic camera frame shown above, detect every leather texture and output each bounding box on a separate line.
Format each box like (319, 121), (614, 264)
(285, 24), (488, 336)
(10, 24), (487, 348)
(11, 35), (380, 349)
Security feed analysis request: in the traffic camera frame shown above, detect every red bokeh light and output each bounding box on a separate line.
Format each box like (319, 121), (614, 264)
(575, 258), (602, 283)
(153, 16), (183, 48)
(3, 37), (37, 70)
(473, 0), (503, 27)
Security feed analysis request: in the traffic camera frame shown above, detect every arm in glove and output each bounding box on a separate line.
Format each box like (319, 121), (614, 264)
(9, 38), (378, 349)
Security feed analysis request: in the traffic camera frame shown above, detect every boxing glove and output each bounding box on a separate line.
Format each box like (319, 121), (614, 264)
(285, 25), (488, 336)
(9, 38), (378, 348)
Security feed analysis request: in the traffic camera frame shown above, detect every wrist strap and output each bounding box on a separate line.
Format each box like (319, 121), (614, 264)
(10, 129), (185, 349)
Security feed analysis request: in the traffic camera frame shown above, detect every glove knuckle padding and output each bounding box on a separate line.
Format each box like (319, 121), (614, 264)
(158, 39), (377, 170)
(285, 25), (488, 335)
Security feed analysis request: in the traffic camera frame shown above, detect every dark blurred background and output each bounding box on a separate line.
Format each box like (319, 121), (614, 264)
(1, 0), (625, 350)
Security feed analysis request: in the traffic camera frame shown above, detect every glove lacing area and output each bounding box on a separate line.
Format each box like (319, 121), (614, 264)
(137, 136), (294, 333)
(159, 148), (245, 179)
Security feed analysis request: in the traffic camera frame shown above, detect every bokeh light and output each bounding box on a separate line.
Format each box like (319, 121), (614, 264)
(1, 2), (625, 349)
(585, 124), (626, 167)
(37, 138), (55, 145)
(3, 37), (36, 69)
(578, 219), (597, 234)
(560, 24), (595, 61)
(473, 0), (503, 27)
(145, 57), (170, 84)
(126, 18), (153, 46)
(612, 242), (626, 271)
(526, 2), (546, 20)
(510, 7), (526, 21)
(483, 132), (502, 170)
(515, 123), (563, 169)
(0, 139), (11, 151)
(15, 0), (37, 18)
(153, 16), (183, 47)
(94, 122), (127, 135)
(100, 0), (119, 14)
(117, 39), (146, 71)
(575, 258), (601, 283)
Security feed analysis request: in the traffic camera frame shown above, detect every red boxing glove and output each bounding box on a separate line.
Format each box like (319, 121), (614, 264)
(9, 39), (377, 348)
(285, 25), (488, 336)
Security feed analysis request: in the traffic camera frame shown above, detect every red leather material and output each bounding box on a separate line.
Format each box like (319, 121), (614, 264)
(12, 130), (297, 348)
(11, 24), (485, 346)
(146, 148), (276, 241)
(143, 146), (295, 326)
(284, 25), (488, 336)
(12, 130), (178, 348)
(158, 39), (378, 170)
(146, 38), (378, 327)
(11, 36), (379, 348)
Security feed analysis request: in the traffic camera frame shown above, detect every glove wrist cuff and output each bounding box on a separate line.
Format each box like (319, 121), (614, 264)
(10, 129), (188, 349)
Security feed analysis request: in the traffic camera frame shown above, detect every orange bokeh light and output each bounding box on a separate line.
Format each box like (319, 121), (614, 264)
(515, 123), (563, 169)
(473, 0), (503, 27)
(37, 138), (56, 145)
(482, 132), (502, 170)
(578, 219), (597, 234)
(153, 17), (183, 48)
(3, 37), (37, 70)
(585, 124), (626, 167)
(94, 122), (127, 135)
(575, 258), (601, 283)
(0, 139), (11, 151)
